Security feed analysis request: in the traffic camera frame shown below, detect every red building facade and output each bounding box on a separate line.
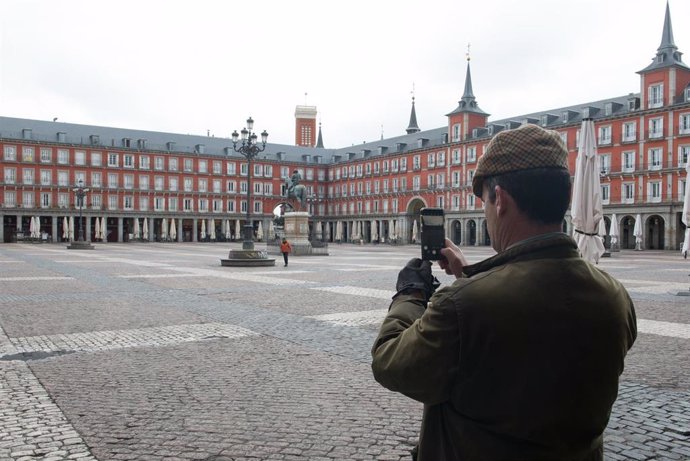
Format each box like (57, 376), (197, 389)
(1, 4), (690, 249)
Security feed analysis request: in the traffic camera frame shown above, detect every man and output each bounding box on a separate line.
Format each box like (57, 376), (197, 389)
(371, 124), (637, 460)
(288, 170), (302, 196)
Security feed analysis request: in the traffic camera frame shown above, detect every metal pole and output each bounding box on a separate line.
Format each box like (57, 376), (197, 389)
(244, 156), (253, 250)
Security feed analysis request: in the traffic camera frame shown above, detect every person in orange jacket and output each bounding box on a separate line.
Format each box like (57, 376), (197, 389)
(279, 238), (292, 267)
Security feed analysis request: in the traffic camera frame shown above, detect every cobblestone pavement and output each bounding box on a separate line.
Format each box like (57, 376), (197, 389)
(0, 242), (688, 460)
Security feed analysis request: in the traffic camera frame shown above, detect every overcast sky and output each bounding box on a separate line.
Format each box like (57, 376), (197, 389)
(1, 0), (689, 149)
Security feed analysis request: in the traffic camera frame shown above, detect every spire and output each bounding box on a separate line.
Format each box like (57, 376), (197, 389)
(406, 85), (421, 134)
(446, 47), (489, 117)
(639, 2), (688, 72)
(316, 122), (324, 148)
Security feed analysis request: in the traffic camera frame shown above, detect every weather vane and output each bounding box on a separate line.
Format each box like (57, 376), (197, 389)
(466, 43), (471, 61)
(411, 82), (415, 102)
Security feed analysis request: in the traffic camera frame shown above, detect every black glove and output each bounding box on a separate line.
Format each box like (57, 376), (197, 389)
(394, 258), (441, 301)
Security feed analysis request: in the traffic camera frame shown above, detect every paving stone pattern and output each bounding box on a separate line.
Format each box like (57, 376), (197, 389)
(0, 242), (688, 460)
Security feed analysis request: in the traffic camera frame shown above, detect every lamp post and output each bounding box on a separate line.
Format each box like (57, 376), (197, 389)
(72, 179), (89, 242)
(231, 117), (268, 251)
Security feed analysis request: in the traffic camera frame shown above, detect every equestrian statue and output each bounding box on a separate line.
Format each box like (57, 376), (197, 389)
(284, 170), (307, 211)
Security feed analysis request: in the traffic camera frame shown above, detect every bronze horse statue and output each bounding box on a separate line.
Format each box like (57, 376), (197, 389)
(284, 179), (308, 211)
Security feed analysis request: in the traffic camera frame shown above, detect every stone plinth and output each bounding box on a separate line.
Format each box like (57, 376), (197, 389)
(283, 212), (310, 245)
(67, 241), (95, 250)
(221, 249), (275, 267)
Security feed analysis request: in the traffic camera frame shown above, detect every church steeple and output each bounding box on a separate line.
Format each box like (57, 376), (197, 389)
(639, 1), (688, 72)
(446, 52), (488, 117)
(406, 87), (420, 134)
(316, 122), (324, 148)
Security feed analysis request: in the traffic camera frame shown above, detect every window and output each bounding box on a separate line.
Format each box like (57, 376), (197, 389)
(108, 195), (118, 210)
(452, 124), (461, 142)
(198, 178), (207, 193)
(139, 196), (149, 211)
(184, 178), (193, 192)
(466, 194), (475, 210)
(241, 200), (247, 213)
(391, 159), (398, 173)
(648, 181), (661, 202)
(452, 195), (460, 211)
(264, 183), (273, 195)
(223, 162), (236, 176)
(73, 150), (85, 165)
(41, 170), (52, 185)
(623, 183), (634, 204)
(124, 174), (134, 189)
(253, 182), (262, 195)
(227, 200), (234, 212)
(124, 154), (134, 168)
(58, 149), (69, 164)
(108, 173), (118, 189)
(436, 174), (445, 189)
(155, 156), (165, 170)
(108, 153), (119, 167)
(622, 122), (636, 142)
(623, 151), (635, 172)
(22, 146), (35, 162)
(40, 148), (52, 163)
(427, 153), (435, 168)
(91, 172), (101, 188)
(124, 196), (134, 210)
(58, 171), (69, 187)
(599, 154), (611, 174)
(253, 201), (262, 213)
(648, 83), (663, 108)
(184, 198), (193, 211)
(467, 169), (475, 183)
(213, 179), (221, 193)
(198, 199), (208, 212)
(436, 196), (444, 208)
(169, 157), (178, 171)
(648, 148), (662, 170)
(199, 160), (207, 174)
(139, 175), (149, 190)
(265, 165), (273, 177)
(168, 198), (178, 212)
(184, 158), (193, 172)
(139, 155), (150, 169)
(466, 147), (476, 162)
(598, 126), (611, 145)
(227, 180), (236, 193)
(154, 197), (165, 212)
(374, 162), (380, 174)
(23, 168), (34, 185)
(155, 176), (164, 191)
(437, 152), (445, 167)
(3, 145), (16, 161)
(400, 158), (407, 171)
(213, 199), (222, 212)
(356, 165), (363, 177)
(413, 176), (420, 191)
(373, 182), (378, 194)
(240, 163), (248, 176)
(680, 145), (690, 166)
(91, 152), (102, 166)
(452, 171), (461, 187)
(91, 194), (101, 210)
(601, 184), (610, 205)
(680, 114), (690, 135)
(4, 167), (16, 184)
(452, 149), (461, 164)
(253, 163), (262, 176)
(74, 171), (85, 186)
(281, 166), (289, 179)
(382, 179), (389, 193)
(427, 175), (434, 190)
(169, 177), (179, 192)
(22, 192), (34, 208)
(382, 161), (389, 174)
(649, 117), (663, 138)
(213, 161), (222, 174)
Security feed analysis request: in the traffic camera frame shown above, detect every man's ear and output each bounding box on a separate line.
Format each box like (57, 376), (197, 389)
(494, 185), (510, 217)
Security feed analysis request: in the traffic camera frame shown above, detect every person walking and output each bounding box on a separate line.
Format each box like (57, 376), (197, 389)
(280, 238), (292, 267)
(371, 124), (637, 461)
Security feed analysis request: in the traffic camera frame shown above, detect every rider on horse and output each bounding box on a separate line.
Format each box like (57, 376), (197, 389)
(288, 170), (302, 196)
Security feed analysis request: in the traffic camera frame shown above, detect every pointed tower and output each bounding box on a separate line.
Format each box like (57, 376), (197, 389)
(316, 122), (324, 148)
(637, 2), (690, 110)
(406, 95), (421, 134)
(446, 52), (489, 142)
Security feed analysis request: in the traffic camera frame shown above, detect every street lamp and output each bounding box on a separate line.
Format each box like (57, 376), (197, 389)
(230, 117), (268, 251)
(72, 179), (90, 242)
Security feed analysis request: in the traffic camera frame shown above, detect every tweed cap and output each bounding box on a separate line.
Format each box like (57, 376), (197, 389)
(472, 123), (569, 197)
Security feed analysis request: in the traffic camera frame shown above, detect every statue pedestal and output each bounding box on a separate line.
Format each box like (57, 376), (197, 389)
(270, 212), (328, 256)
(220, 248), (275, 267)
(67, 240), (95, 250)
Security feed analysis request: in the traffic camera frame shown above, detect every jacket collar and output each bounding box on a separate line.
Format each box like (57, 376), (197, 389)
(463, 232), (579, 277)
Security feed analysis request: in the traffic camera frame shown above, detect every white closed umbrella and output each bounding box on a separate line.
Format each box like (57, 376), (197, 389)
(29, 216), (36, 239)
(412, 219), (419, 243)
(235, 219), (242, 240)
(142, 218), (149, 240)
(62, 216), (68, 239)
(200, 219), (206, 240)
(161, 218), (168, 240)
(610, 213), (619, 247)
(133, 218), (141, 239)
(210, 218), (216, 240)
(371, 220), (378, 242)
(256, 221), (263, 241)
(633, 214), (643, 250)
(326, 222), (331, 242)
(392, 220), (397, 241)
(335, 221), (342, 242)
(99, 217), (106, 240)
(571, 119), (605, 263)
(224, 219), (230, 239)
(68, 216), (75, 241)
(598, 217), (607, 248)
(682, 163), (690, 257)
(94, 216), (100, 241)
(169, 219), (177, 241)
(268, 220), (275, 240)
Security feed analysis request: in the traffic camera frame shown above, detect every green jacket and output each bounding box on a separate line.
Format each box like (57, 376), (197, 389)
(372, 233), (637, 460)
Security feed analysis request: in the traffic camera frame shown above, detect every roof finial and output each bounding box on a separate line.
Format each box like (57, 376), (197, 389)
(411, 82), (416, 103)
(304, 92), (308, 105)
(466, 43), (471, 62)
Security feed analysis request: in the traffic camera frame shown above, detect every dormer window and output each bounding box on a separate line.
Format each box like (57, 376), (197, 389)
(648, 83), (664, 108)
(685, 87), (690, 102)
(604, 103), (612, 116)
(562, 111), (569, 123)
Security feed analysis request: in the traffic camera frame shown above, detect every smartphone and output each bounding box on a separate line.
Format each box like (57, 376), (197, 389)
(420, 207), (445, 261)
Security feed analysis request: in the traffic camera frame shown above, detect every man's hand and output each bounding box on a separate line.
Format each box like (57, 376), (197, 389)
(439, 238), (469, 278)
(394, 258), (440, 301)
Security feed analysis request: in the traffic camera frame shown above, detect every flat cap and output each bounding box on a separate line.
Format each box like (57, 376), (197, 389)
(472, 123), (569, 197)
